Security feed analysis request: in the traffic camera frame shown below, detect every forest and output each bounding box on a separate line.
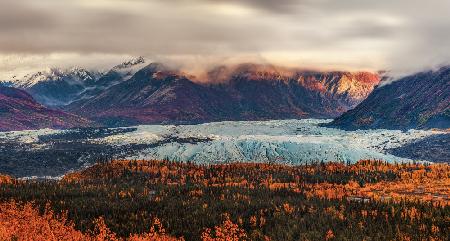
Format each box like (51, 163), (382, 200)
(0, 160), (449, 240)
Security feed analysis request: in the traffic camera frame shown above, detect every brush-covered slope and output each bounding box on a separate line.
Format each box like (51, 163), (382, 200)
(329, 66), (450, 130)
(0, 87), (93, 131)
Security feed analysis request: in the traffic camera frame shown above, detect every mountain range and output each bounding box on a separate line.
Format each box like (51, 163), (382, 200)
(0, 57), (147, 108)
(64, 63), (380, 126)
(1, 57), (448, 131)
(2, 59), (380, 127)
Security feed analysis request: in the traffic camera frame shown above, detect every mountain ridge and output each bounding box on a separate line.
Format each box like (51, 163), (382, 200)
(327, 66), (450, 130)
(66, 62), (380, 126)
(0, 57), (148, 108)
(1, 59), (383, 128)
(0, 86), (94, 131)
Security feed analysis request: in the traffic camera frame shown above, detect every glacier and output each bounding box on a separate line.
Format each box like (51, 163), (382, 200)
(0, 119), (443, 172)
(93, 119), (441, 164)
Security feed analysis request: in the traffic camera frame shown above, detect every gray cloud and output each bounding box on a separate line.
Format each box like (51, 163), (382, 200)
(0, 0), (449, 78)
(196, 0), (302, 14)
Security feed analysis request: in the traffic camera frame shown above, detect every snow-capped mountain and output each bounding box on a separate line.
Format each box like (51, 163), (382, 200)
(71, 56), (149, 103)
(111, 56), (147, 80)
(88, 56), (147, 89)
(9, 67), (99, 89)
(1, 57), (147, 108)
(66, 63), (380, 126)
(1, 67), (101, 107)
(2, 58), (382, 127)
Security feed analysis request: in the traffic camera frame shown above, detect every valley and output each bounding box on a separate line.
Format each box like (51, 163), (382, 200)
(1, 1), (449, 240)
(0, 119), (444, 178)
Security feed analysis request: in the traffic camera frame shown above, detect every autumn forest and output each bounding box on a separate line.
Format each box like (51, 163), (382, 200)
(0, 160), (449, 240)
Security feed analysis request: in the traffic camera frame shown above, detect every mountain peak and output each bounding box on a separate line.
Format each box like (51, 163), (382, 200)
(110, 57), (148, 80)
(113, 56), (147, 70)
(7, 67), (98, 89)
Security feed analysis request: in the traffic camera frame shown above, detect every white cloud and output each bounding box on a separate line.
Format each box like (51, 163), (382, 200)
(0, 0), (448, 78)
(0, 53), (133, 79)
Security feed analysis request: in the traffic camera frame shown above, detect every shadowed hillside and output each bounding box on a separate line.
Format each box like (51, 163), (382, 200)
(0, 86), (94, 131)
(329, 67), (450, 130)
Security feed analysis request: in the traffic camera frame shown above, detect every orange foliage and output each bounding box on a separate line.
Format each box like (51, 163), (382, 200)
(1, 160), (449, 240)
(0, 174), (13, 184)
(352, 163), (450, 205)
(325, 229), (335, 240)
(62, 160), (450, 205)
(201, 214), (248, 241)
(0, 201), (182, 241)
(128, 218), (183, 241)
(304, 161), (450, 205)
(0, 201), (85, 241)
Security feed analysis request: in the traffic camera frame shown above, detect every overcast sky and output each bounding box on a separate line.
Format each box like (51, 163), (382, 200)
(0, 0), (449, 79)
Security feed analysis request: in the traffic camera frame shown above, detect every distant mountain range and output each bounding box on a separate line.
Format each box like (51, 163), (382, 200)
(328, 66), (450, 130)
(0, 57), (146, 108)
(0, 87), (93, 131)
(3, 57), (448, 132)
(64, 62), (380, 126)
(1, 59), (380, 128)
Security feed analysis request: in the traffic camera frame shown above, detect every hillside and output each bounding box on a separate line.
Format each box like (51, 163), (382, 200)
(0, 87), (94, 131)
(328, 67), (450, 130)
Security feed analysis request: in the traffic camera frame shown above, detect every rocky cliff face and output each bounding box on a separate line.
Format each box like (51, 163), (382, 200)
(328, 66), (450, 130)
(296, 71), (380, 108)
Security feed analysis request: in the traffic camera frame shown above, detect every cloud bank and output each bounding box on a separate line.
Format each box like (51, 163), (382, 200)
(0, 0), (449, 79)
